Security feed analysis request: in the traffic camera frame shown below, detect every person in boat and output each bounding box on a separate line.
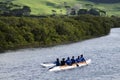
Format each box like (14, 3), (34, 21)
(65, 57), (72, 65)
(71, 56), (75, 64)
(79, 54), (86, 62)
(55, 58), (60, 66)
(61, 58), (66, 66)
(76, 56), (81, 63)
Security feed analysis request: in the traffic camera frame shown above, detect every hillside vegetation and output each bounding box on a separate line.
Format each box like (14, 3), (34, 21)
(0, 15), (120, 52)
(0, 0), (119, 16)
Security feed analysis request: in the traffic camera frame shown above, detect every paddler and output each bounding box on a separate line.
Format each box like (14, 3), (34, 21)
(61, 58), (66, 66)
(55, 58), (60, 66)
(76, 56), (81, 62)
(79, 54), (86, 62)
(71, 56), (75, 64)
(65, 57), (72, 65)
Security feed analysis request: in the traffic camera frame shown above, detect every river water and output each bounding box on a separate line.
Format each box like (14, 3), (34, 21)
(0, 28), (120, 80)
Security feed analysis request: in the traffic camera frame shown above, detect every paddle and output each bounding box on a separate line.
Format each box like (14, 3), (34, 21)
(76, 60), (88, 67)
(76, 63), (79, 67)
(49, 65), (56, 70)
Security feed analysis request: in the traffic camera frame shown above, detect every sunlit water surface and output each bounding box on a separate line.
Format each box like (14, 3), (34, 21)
(0, 28), (120, 80)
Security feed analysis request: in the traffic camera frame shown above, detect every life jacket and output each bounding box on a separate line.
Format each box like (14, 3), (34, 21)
(76, 58), (80, 62)
(79, 57), (85, 62)
(71, 58), (75, 64)
(66, 59), (72, 65)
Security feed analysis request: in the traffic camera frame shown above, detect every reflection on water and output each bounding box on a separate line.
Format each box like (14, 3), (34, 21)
(0, 28), (120, 80)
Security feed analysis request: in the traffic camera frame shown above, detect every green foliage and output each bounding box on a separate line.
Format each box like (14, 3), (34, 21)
(0, 15), (119, 51)
(0, 1), (31, 16)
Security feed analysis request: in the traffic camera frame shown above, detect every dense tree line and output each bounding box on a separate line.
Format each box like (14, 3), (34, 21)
(110, 16), (120, 28)
(0, 15), (120, 52)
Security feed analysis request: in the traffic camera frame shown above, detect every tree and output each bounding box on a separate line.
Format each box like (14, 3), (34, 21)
(88, 8), (100, 16)
(11, 9), (23, 16)
(93, 8), (107, 16)
(0, 1), (31, 16)
(22, 6), (31, 16)
(77, 9), (88, 15)
(70, 8), (76, 15)
(99, 10), (106, 16)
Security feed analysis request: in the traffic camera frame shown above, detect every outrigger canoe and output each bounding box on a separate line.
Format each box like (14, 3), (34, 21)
(40, 62), (55, 67)
(49, 59), (91, 72)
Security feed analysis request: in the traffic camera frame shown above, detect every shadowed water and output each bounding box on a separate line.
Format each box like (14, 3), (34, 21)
(0, 28), (120, 80)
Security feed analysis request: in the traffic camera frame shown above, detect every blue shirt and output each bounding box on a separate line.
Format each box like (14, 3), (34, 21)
(66, 59), (72, 65)
(79, 57), (85, 62)
(71, 58), (75, 64)
(76, 58), (81, 62)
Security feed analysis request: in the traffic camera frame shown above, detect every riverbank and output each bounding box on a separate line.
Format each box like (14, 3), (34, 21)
(0, 35), (104, 53)
(0, 15), (119, 52)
